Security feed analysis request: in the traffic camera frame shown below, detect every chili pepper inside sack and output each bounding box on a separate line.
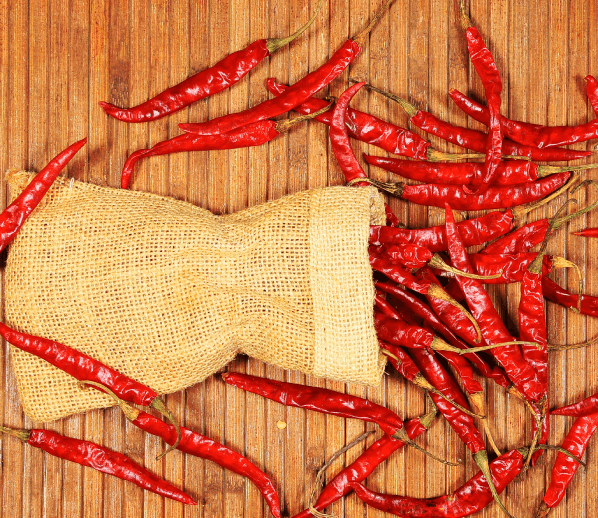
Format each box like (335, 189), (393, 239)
(3, 171), (386, 422)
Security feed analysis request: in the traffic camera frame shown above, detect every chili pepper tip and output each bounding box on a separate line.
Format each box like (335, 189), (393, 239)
(534, 502), (551, 518)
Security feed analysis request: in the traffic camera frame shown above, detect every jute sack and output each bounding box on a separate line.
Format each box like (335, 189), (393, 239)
(4, 171), (387, 423)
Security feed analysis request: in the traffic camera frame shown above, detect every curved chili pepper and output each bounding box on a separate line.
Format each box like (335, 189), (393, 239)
(99, 2), (322, 122)
(0, 138), (86, 252)
(0, 426), (196, 505)
(450, 88), (598, 148)
(586, 75), (598, 117)
(444, 205), (545, 404)
(357, 172), (571, 211)
(355, 81), (592, 162)
(179, 0), (394, 136)
(536, 414), (598, 517)
(370, 209), (514, 252)
(542, 276), (598, 318)
(349, 448), (525, 517)
(0, 323), (182, 458)
(573, 227), (598, 237)
(482, 219), (550, 255)
(370, 244), (433, 269)
(120, 102), (330, 188)
(552, 391), (598, 417)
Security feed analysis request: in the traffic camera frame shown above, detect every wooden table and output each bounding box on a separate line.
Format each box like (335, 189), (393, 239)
(1, 0), (597, 516)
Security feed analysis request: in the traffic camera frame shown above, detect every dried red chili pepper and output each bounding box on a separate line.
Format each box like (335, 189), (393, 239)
(0, 138), (86, 252)
(120, 102), (330, 188)
(0, 426), (196, 505)
(384, 203), (402, 227)
(586, 75), (598, 117)
(542, 276), (598, 318)
(482, 219), (550, 255)
(0, 323), (181, 458)
(536, 414), (598, 517)
(573, 227), (598, 237)
(370, 244), (432, 269)
(179, 0), (394, 136)
(450, 88), (598, 148)
(552, 391), (598, 417)
(100, 2), (322, 122)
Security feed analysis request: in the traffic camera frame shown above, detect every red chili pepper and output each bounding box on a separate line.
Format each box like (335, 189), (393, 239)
(586, 75), (598, 117)
(552, 391), (598, 417)
(370, 209), (514, 252)
(120, 103), (330, 188)
(0, 138), (86, 252)
(384, 203), (402, 227)
(0, 426), (196, 505)
(349, 448), (525, 517)
(0, 323), (182, 458)
(450, 88), (598, 148)
(179, 0), (394, 136)
(99, 4), (321, 122)
(481, 219), (550, 255)
(542, 276), (598, 318)
(370, 244), (433, 269)
(444, 205), (545, 404)
(537, 414), (598, 517)
(573, 227), (598, 237)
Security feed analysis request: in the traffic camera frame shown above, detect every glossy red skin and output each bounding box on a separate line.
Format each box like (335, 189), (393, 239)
(444, 205), (544, 403)
(409, 109), (591, 161)
(543, 414), (598, 508)
(450, 88), (598, 148)
(292, 417), (429, 518)
(223, 372), (404, 435)
(330, 83), (369, 184)
(0, 138), (86, 252)
(27, 429), (196, 505)
(180, 39), (360, 135)
(380, 341), (422, 381)
(364, 155), (539, 186)
(350, 449), (523, 517)
(573, 228), (598, 237)
(552, 392), (598, 417)
(370, 244), (433, 269)
(132, 411), (280, 517)
(370, 210), (513, 252)
(267, 79), (430, 160)
(542, 276), (598, 318)
(369, 253), (432, 293)
(121, 121), (280, 188)
(374, 312), (434, 351)
(586, 76), (598, 117)
(401, 173), (570, 210)
(481, 219), (550, 255)
(0, 323), (157, 406)
(101, 40), (269, 123)
(384, 204), (402, 227)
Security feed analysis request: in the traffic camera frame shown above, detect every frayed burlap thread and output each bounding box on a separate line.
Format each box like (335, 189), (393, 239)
(4, 171), (386, 422)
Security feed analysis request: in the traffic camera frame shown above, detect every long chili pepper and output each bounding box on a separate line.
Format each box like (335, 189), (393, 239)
(552, 391), (598, 417)
(120, 101), (331, 188)
(353, 80), (592, 162)
(81, 382), (281, 518)
(364, 154), (595, 187)
(0, 138), (86, 252)
(179, 0), (394, 136)
(0, 426), (196, 505)
(370, 244), (433, 269)
(450, 88), (598, 148)
(99, 1), (322, 122)
(542, 276), (598, 318)
(460, 3), (503, 194)
(0, 323), (181, 459)
(266, 78), (484, 162)
(536, 414), (598, 518)
(292, 407), (438, 518)
(444, 205), (545, 404)
(352, 172), (571, 211)
(573, 227), (598, 237)
(586, 75), (598, 117)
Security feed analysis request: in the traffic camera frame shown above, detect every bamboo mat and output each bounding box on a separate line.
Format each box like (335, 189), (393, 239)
(0, 0), (597, 517)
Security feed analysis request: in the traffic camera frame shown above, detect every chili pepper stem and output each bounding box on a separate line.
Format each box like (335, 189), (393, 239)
(430, 335), (469, 355)
(460, 340), (542, 354)
(77, 380), (142, 422)
(275, 101), (334, 132)
(538, 163), (598, 177)
(392, 427), (461, 466)
(548, 335), (598, 352)
(469, 392), (501, 456)
(535, 502), (551, 518)
(266, 0), (322, 53)
(150, 397), (182, 460)
(428, 254), (503, 280)
(352, 0), (395, 48)
(459, 0), (473, 30)
(0, 425), (31, 442)
(425, 148), (484, 162)
(523, 413), (545, 472)
(473, 450), (514, 518)
(534, 444), (587, 467)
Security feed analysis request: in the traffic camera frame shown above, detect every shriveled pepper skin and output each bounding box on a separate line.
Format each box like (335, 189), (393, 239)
(374, 313), (434, 350)
(552, 392), (598, 417)
(448, 253), (554, 284)
(370, 244), (433, 269)
(380, 341), (423, 382)
(27, 430), (196, 505)
(350, 449), (523, 517)
(542, 276), (598, 318)
(267, 79), (430, 160)
(222, 372), (404, 436)
(132, 411), (280, 517)
(482, 219), (550, 255)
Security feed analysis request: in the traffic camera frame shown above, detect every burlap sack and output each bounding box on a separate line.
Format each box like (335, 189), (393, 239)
(3, 171), (387, 422)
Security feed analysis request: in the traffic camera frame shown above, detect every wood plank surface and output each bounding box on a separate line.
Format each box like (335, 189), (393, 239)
(1, 0), (597, 517)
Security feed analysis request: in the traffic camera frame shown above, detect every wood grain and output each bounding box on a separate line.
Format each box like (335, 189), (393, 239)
(1, 0), (597, 517)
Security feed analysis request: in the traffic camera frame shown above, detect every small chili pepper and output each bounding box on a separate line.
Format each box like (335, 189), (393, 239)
(99, 2), (322, 122)
(573, 227), (598, 237)
(450, 88), (598, 148)
(0, 138), (86, 252)
(120, 101), (331, 188)
(586, 75), (598, 117)
(179, 0), (394, 136)
(354, 80), (592, 162)
(0, 323), (181, 459)
(542, 276), (598, 318)
(536, 414), (598, 517)
(266, 78), (483, 162)
(352, 172), (571, 211)
(444, 205), (545, 404)
(0, 426), (196, 505)
(81, 382), (281, 518)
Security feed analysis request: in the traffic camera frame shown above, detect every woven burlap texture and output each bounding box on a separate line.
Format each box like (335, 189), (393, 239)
(4, 171), (387, 422)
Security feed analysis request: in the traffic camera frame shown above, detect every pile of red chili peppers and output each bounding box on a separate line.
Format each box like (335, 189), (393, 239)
(4, 0), (598, 515)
